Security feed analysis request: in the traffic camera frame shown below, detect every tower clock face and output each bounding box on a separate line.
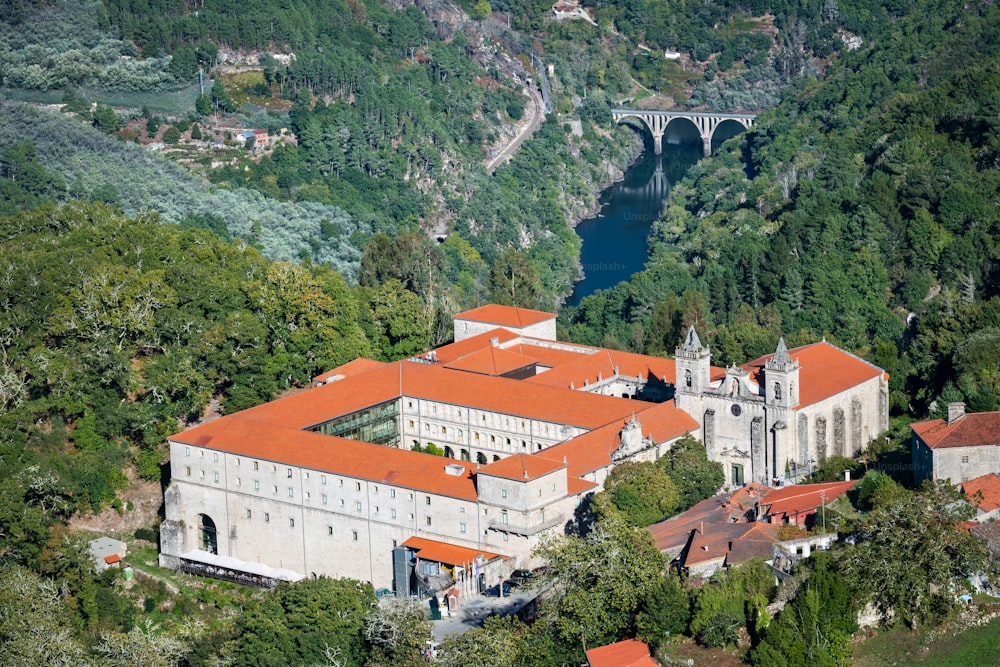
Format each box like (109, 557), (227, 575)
(731, 404), (742, 417)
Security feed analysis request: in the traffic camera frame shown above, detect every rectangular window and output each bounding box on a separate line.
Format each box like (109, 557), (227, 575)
(328, 526), (334, 535)
(254, 480), (260, 490)
(264, 512), (270, 523)
(288, 487), (294, 498)
(501, 489), (507, 498)
(321, 474), (327, 485)
(355, 501), (362, 511)
(287, 468), (293, 478)
(352, 530), (358, 541)
(732, 463), (745, 487)
(961, 455), (970, 463)
(236, 477), (241, 487)
(356, 481), (362, 491)
(213, 452), (219, 462)
(213, 472), (219, 482)
(390, 489), (396, 499)
(200, 470), (205, 478)
(322, 494), (328, 505)
(425, 496), (431, 505)
(460, 522), (467, 533)
(460, 507), (466, 513)
(246, 509), (252, 518)
(426, 516), (432, 526)
(185, 447), (190, 456)
(185, 467), (191, 476)
(305, 491), (310, 500)
(340, 499), (345, 507)
(391, 509), (397, 519)
(502, 532), (509, 542)
(272, 485), (278, 494)
(408, 513), (414, 521)
(373, 506), (379, 513)
(253, 461), (259, 471)
(289, 518), (294, 527)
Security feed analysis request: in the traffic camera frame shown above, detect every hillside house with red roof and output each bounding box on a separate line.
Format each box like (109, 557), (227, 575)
(160, 306), (886, 592)
(674, 327), (888, 487)
(960, 473), (1000, 521)
(911, 403), (1000, 484)
(585, 638), (659, 667)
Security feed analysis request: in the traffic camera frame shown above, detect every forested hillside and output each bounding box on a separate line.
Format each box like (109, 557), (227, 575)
(565, 0), (1000, 419)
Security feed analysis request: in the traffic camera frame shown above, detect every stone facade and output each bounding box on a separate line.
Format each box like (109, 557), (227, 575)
(675, 329), (888, 487)
(911, 405), (1000, 484)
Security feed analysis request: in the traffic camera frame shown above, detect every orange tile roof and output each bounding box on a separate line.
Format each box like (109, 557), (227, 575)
(647, 484), (768, 552)
(454, 304), (555, 328)
(741, 341), (886, 408)
(104, 554), (122, 564)
(538, 401), (698, 478)
(505, 342), (591, 369)
(478, 454), (566, 481)
(172, 419), (481, 500)
(961, 474), (1000, 513)
(312, 358), (388, 383)
(685, 521), (782, 567)
(432, 328), (520, 364)
(585, 639), (658, 667)
(444, 346), (538, 376)
(402, 536), (505, 565)
(911, 411), (1000, 449)
(760, 480), (857, 519)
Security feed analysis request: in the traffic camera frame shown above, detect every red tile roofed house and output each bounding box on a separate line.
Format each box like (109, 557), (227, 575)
(758, 480), (857, 527)
(912, 404), (1000, 484)
(313, 358), (388, 384)
(453, 304), (556, 341)
(647, 484), (767, 560)
(585, 638), (659, 667)
(674, 330), (889, 488)
(960, 473), (1000, 520)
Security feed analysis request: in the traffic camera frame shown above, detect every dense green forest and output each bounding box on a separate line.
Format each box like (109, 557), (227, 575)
(565, 0), (1000, 419)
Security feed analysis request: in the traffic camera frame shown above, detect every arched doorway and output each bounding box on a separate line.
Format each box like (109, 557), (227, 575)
(198, 513), (218, 554)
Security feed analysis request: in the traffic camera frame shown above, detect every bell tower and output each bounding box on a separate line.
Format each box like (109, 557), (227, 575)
(764, 337), (799, 408)
(674, 326), (711, 399)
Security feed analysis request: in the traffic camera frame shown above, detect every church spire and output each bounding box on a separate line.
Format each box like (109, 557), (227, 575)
(682, 325), (703, 351)
(773, 336), (791, 366)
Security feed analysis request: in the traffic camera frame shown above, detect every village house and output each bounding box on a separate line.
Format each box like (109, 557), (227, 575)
(911, 404), (1000, 483)
(160, 305), (886, 592)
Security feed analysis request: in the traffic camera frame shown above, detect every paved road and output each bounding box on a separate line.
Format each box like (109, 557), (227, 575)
(486, 83), (545, 173)
(431, 588), (537, 642)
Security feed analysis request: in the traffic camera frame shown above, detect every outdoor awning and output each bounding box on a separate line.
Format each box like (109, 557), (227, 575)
(401, 537), (506, 566)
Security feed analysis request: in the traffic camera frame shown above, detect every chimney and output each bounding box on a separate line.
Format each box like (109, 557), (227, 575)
(947, 402), (966, 425)
(699, 521), (704, 535)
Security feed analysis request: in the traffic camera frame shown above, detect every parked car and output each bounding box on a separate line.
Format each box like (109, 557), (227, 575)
(509, 569), (534, 585)
(483, 582), (513, 597)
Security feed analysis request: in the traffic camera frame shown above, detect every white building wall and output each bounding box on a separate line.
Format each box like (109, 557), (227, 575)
(453, 318), (556, 342)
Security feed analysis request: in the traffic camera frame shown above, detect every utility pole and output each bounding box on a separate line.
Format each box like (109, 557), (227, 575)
(820, 489), (826, 532)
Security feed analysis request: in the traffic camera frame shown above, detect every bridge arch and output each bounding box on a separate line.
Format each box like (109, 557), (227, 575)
(611, 109), (756, 156)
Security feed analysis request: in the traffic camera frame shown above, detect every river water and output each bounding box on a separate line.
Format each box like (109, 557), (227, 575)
(567, 143), (702, 306)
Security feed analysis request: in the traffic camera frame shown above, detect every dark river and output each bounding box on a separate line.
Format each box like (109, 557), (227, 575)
(567, 143), (702, 306)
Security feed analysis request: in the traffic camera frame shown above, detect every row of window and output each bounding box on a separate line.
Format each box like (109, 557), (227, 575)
(403, 400), (557, 436)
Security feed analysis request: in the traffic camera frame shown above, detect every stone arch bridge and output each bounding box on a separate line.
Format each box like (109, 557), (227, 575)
(612, 109), (756, 156)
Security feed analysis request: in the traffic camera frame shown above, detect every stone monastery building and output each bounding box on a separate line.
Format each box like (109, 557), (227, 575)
(160, 305), (887, 592)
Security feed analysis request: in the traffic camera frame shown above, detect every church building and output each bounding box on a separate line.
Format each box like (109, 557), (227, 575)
(159, 305), (887, 591)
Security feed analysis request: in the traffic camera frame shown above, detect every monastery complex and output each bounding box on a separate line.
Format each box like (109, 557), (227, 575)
(160, 304), (888, 592)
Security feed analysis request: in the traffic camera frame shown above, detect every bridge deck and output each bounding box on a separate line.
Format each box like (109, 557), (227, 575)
(612, 108), (757, 120)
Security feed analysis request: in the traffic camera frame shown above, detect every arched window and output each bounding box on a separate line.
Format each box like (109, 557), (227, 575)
(685, 369), (692, 388)
(731, 379), (739, 395)
(476, 452), (487, 465)
(461, 449), (470, 462)
(774, 382), (782, 400)
(198, 514), (218, 554)
(444, 446), (454, 459)
(493, 455), (500, 462)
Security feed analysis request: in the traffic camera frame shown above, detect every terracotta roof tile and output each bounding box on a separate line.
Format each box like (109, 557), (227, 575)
(454, 305), (555, 328)
(505, 342), (591, 369)
(685, 522), (781, 567)
(725, 538), (777, 566)
(961, 474), (1000, 513)
(478, 454), (565, 481)
(172, 419), (481, 500)
(647, 484), (768, 552)
(911, 411), (1000, 449)
(313, 358), (388, 383)
(538, 401), (697, 478)
(741, 341), (885, 407)
(585, 638), (658, 667)
(401, 536), (504, 565)
(444, 346), (538, 376)
(760, 481), (857, 519)
(431, 329), (520, 364)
